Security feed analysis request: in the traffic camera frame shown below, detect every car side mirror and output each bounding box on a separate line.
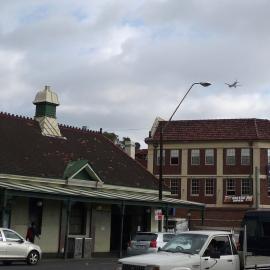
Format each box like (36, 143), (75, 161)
(17, 239), (24, 244)
(209, 250), (220, 259)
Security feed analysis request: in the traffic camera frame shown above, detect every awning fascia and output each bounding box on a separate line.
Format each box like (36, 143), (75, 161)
(1, 186), (205, 210)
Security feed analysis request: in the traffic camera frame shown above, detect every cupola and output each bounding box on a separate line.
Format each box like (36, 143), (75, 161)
(33, 85), (62, 137)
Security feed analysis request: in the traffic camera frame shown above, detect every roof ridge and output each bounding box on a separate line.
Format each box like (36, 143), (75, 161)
(58, 123), (101, 134)
(0, 111), (101, 134)
(165, 118), (265, 122)
(0, 111), (34, 122)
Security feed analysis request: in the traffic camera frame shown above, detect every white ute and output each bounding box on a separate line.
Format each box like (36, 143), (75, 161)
(117, 231), (240, 270)
(117, 230), (270, 270)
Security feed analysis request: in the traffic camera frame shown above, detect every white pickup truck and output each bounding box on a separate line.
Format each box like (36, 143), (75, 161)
(116, 230), (270, 270)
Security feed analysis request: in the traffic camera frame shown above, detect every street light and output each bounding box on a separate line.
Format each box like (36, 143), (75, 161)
(157, 81), (211, 232)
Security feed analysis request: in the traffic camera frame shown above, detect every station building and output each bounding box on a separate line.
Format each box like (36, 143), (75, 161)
(0, 87), (204, 257)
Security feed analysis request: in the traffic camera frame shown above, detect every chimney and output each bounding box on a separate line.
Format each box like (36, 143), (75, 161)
(33, 85), (62, 137)
(124, 140), (135, 159)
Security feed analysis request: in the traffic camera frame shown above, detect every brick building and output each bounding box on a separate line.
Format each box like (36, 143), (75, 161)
(145, 118), (270, 229)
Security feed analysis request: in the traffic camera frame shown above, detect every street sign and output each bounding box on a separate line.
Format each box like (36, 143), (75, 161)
(155, 209), (163, 221)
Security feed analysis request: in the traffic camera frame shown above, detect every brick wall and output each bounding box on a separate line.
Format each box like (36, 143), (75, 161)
(260, 149), (268, 175)
(175, 207), (250, 228)
(222, 179), (253, 206)
(153, 149), (181, 175)
(260, 178), (270, 204)
(223, 148), (253, 175)
(187, 178), (216, 204)
(188, 149), (217, 175)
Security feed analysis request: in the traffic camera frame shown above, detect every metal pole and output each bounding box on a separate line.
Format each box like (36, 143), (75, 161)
(165, 205), (169, 232)
(64, 200), (71, 259)
(158, 123), (163, 232)
(243, 225), (247, 268)
(167, 83), (197, 123)
(119, 202), (125, 258)
(0, 189), (7, 227)
(159, 124), (163, 201)
(255, 166), (260, 209)
(157, 82), (211, 232)
(187, 212), (191, 230)
(201, 208), (205, 225)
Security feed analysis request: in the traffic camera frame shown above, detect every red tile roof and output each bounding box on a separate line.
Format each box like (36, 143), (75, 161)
(0, 112), (159, 190)
(146, 118), (270, 143)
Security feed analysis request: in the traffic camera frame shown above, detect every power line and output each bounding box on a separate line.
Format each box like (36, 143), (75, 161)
(102, 127), (149, 132)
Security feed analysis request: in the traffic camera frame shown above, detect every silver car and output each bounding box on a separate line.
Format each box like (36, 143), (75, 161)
(127, 232), (175, 256)
(0, 228), (42, 265)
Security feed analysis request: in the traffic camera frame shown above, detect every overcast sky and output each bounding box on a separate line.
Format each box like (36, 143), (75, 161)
(1, 0), (270, 147)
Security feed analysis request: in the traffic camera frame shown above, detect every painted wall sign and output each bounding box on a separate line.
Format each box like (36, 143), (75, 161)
(224, 195), (253, 203)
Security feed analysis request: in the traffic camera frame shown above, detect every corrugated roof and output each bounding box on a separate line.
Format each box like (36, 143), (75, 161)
(0, 179), (205, 209)
(146, 118), (270, 143)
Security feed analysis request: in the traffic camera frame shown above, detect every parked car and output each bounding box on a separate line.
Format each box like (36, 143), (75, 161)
(127, 232), (175, 256)
(0, 228), (42, 265)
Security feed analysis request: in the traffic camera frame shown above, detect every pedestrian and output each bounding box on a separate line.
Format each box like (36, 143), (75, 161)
(26, 222), (39, 243)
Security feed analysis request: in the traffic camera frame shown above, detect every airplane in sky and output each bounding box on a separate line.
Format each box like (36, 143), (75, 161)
(225, 80), (241, 88)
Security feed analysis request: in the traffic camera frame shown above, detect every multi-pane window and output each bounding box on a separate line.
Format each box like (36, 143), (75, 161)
(241, 179), (252, 195)
(226, 179), (236, 195)
(241, 149), (250, 165)
(205, 149), (214, 165)
(157, 150), (165, 166)
(191, 179), (200, 196)
(205, 179), (215, 196)
(191, 149), (200, 165)
(170, 150), (179, 165)
(170, 179), (179, 196)
(268, 177), (270, 196)
(268, 149), (270, 164)
(226, 149), (236, 165)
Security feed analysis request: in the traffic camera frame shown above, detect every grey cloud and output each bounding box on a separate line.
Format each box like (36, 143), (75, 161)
(1, 0), (270, 146)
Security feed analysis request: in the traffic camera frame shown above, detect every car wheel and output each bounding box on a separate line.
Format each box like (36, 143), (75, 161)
(3, 261), (12, 266)
(27, 250), (40, 265)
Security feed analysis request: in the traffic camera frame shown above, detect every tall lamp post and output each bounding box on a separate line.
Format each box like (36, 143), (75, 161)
(158, 82), (211, 232)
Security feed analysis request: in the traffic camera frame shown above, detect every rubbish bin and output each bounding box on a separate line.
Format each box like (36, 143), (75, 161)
(68, 237), (83, 258)
(82, 238), (92, 258)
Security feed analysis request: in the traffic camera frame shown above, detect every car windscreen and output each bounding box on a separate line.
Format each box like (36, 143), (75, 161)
(163, 234), (175, 242)
(161, 233), (208, 254)
(133, 233), (157, 241)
